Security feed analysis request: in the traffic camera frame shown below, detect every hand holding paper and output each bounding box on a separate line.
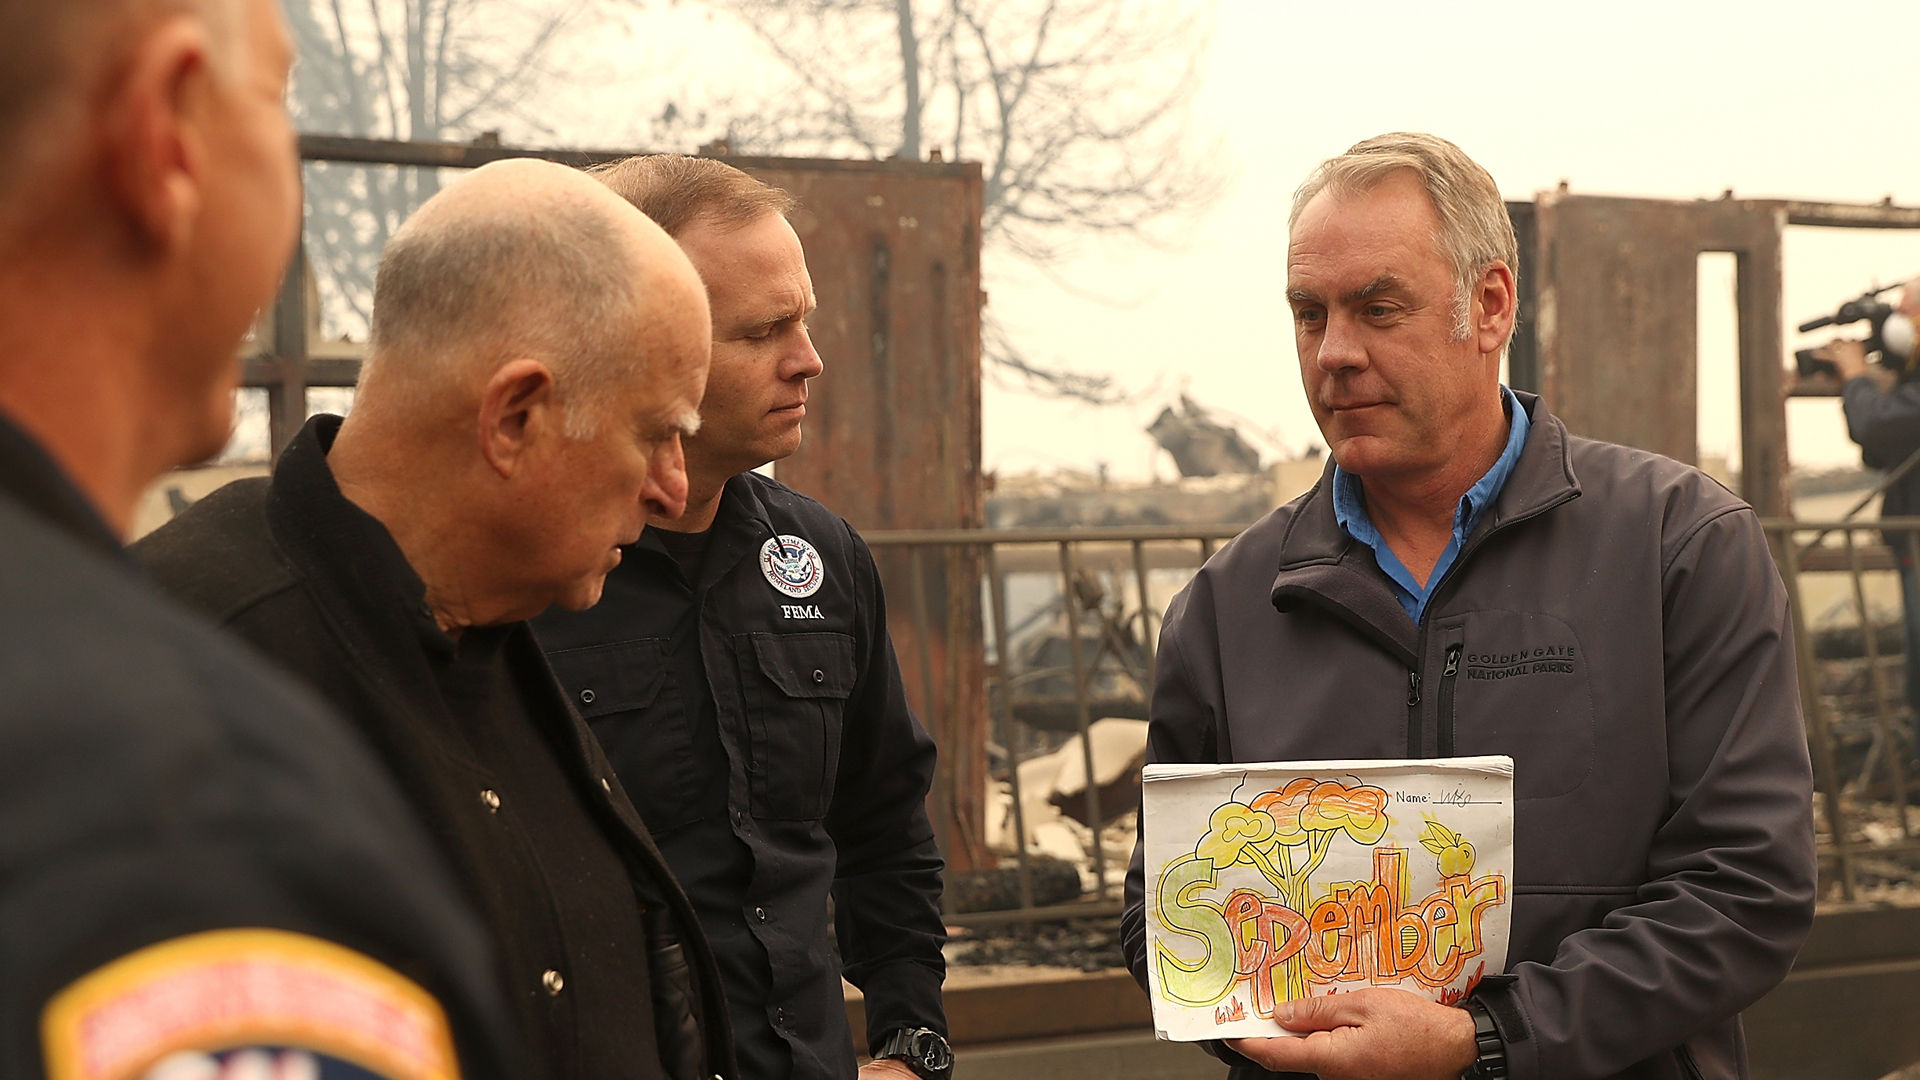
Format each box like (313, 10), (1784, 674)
(1224, 986), (1478, 1080)
(1143, 757), (1514, 1042)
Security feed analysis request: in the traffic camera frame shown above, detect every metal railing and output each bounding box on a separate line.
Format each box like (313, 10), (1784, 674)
(867, 518), (1920, 922)
(863, 525), (1242, 926)
(1765, 516), (1920, 902)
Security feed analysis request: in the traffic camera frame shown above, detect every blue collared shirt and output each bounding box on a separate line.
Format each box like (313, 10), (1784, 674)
(1332, 386), (1530, 623)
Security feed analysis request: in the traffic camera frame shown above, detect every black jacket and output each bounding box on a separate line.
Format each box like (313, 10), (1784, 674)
(136, 416), (736, 1080)
(1123, 397), (1816, 1080)
(535, 470), (946, 1080)
(0, 413), (526, 1079)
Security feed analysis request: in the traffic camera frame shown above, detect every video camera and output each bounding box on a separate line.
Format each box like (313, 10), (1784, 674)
(1795, 283), (1914, 379)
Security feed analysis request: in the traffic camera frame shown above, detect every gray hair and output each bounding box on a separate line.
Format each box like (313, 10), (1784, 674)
(1291, 132), (1517, 342)
(363, 200), (646, 437)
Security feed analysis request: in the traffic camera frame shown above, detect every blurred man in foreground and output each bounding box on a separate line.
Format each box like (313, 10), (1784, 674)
(139, 159), (734, 1080)
(0, 0), (526, 1076)
(534, 156), (950, 1080)
(1122, 133), (1816, 1080)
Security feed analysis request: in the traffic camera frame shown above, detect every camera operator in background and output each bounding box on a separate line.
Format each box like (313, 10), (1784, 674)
(1814, 277), (1920, 754)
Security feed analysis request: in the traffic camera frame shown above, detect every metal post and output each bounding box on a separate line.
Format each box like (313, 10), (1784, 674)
(1902, 528), (1920, 760)
(1132, 538), (1157, 694)
(986, 544), (1035, 912)
(1844, 528), (1910, 837)
(1058, 541), (1106, 900)
(267, 239), (310, 457)
(907, 546), (953, 912)
(1774, 527), (1858, 899)
(1132, 540), (1155, 652)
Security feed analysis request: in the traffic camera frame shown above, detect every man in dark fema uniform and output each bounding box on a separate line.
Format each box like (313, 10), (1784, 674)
(535, 156), (951, 1080)
(138, 161), (733, 1080)
(1122, 133), (1816, 1080)
(0, 0), (526, 1077)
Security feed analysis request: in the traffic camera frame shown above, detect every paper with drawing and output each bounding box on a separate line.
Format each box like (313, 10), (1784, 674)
(1143, 756), (1513, 1041)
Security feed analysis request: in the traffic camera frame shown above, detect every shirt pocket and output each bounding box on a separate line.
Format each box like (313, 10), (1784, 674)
(739, 631), (855, 820)
(546, 638), (702, 830)
(1447, 610), (1595, 801)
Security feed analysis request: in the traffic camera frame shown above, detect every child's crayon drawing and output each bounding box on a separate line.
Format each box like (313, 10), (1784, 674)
(1142, 757), (1513, 1041)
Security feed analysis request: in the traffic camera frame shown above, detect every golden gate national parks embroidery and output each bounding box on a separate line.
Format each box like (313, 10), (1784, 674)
(1142, 757), (1513, 1041)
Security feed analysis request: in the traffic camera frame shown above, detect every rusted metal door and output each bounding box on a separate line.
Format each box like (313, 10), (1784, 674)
(1529, 193), (1790, 517)
(748, 160), (990, 872)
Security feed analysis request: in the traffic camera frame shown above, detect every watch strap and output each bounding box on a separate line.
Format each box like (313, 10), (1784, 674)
(875, 1026), (953, 1080)
(1460, 998), (1509, 1080)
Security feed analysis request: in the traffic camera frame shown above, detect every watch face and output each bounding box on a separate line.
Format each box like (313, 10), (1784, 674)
(918, 1039), (953, 1070)
(900, 1030), (951, 1077)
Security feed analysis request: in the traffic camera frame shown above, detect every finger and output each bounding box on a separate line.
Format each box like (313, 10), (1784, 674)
(1225, 1034), (1334, 1073)
(1278, 990), (1371, 1032)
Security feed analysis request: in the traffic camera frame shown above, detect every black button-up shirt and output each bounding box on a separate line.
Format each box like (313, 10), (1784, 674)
(535, 472), (947, 1080)
(135, 416), (738, 1080)
(419, 623), (661, 1078)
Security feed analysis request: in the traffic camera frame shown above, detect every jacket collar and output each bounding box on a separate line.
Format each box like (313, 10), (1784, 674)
(266, 414), (464, 730)
(0, 408), (129, 562)
(632, 471), (778, 591)
(1269, 392), (1581, 660)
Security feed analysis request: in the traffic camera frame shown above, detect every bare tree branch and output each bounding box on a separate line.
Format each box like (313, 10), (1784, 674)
(696, 0), (1222, 396)
(286, 0), (592, 337)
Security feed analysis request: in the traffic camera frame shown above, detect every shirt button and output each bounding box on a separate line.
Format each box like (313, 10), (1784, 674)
(542, 969), (564, 995)
(579, 688), (596, 705)
(755, 906), (768, 922)
(480, 789), (501, 812)
(812, 668), (825, 683)
(776, 1006), (787, 1027)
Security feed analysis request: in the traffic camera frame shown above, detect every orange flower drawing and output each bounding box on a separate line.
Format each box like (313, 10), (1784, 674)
(1299, 781), (1389, 845)
(1251, 778), (1318, 844)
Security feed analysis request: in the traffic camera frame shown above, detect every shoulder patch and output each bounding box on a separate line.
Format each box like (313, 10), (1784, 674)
(42, 929), (458, 1080)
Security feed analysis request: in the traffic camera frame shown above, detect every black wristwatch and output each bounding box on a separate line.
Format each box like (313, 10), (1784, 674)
(1460, 998), (1508, 1080)
(875, 1027), (953, 1080)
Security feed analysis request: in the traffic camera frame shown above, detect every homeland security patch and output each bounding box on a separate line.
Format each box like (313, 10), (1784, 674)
(42, 929), (458, 1080)
(759, 534), (825, 598)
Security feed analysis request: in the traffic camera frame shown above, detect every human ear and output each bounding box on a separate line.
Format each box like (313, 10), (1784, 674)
(477, 359), (558, 479)
(102, 16), (215, 253)
(1473, 262), (1518, 358)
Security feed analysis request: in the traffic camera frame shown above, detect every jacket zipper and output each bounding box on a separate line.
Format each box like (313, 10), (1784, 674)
(1437, 643), (1463, 756)
(1404, 669), (1423, 757)
(1399, 484), (1577, 761)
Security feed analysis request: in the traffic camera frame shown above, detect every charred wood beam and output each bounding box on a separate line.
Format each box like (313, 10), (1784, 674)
(297, 134), (977, 178)
(244, 356), (363, 389)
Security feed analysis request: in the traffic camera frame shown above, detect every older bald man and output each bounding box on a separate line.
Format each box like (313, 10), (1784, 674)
(138, 159), (730, 1080)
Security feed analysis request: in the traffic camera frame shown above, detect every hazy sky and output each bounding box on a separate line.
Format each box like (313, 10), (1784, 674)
(969, 0), (1920, 480)
(328, 0), (1920, 483)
